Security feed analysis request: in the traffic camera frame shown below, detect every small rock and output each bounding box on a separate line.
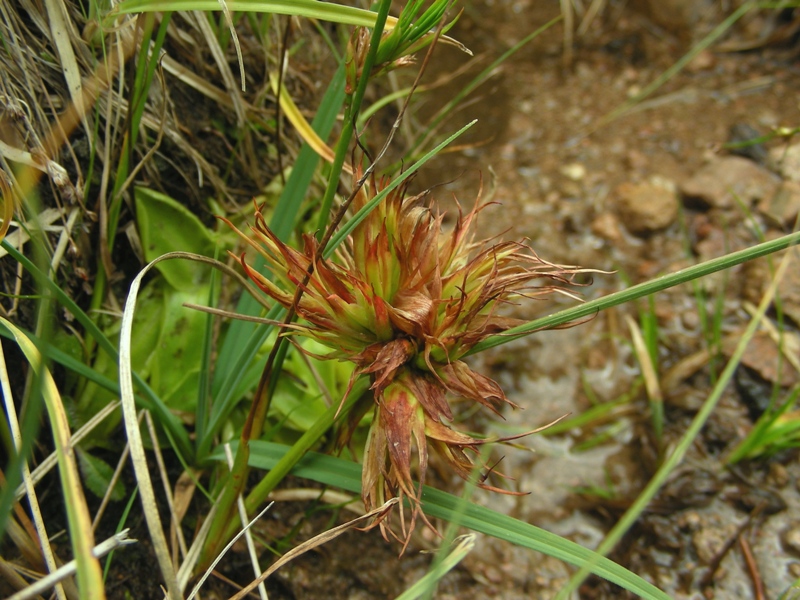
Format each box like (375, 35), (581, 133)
(687, 49), (717, 73)
(784, 525), (800, 556)
(771, 142), (800, 183)
(768, 463), (789, 488)
(590, 212), (624, 242)
(722, 330), (800, 387)
(646, 0), (712, 35)
(560, 163), (586, 181)
(625, 149), (649, 171)
(789, 562), (800, 578)
(680, 156), (781, 209)
(759, 180), (800, 227)
(743, 246), (800, 326)
(693, 521), (736, 564)
(613, 176), (679, 235)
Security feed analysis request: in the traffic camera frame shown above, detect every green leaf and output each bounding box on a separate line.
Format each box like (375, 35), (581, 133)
(210, 441), (669, 600)
(147, 288), (211, 413)
(76, 448), (126, 501)
(116, 0), (389, 27)
(134, 187), (216, 289)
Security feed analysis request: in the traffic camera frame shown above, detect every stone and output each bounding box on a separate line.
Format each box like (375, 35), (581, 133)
(743, 245), (800, 327)
(612, 176), (679, 235)
(560, 163), (586, 181)
(687, 49), (717, 73)
(721, 330), (799, 387)
(771, 142), (800, 183)
(784, 525), (800, 556)
(693, 520), (736, 564)
(645, 0), (713, 35)
(759, 181), (800, 227)
(590, 212), (624, 242)
(680, 156), (781, 209)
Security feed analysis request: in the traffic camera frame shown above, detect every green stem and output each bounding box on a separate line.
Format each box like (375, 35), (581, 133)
(470, 231), (800, 355)
(315, 0), (392, 236)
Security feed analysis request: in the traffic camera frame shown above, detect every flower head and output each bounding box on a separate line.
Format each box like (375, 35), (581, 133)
(228, 168), (588, 546)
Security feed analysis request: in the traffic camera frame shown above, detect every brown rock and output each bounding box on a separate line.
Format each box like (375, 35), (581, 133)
(645, 0), (712, 35)
(743, 247), (800, 327)
(771, 142), (800, 183)
(613, 177), (679, 235)
(590, 212), (624, 242)
(681, 156), (781, 209)
(687, 49), (716, 73)
(759, 181), (800, 227)
(721, 330), (799, 387)
(784, 525), (800, 556)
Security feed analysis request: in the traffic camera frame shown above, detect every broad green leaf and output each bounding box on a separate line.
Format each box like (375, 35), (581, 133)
(149, 288), (210, 413)
(134, 187), (216, 289)
(76, 447), (126, 501)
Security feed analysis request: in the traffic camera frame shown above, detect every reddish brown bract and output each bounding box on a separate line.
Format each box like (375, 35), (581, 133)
(229, 168), (587, 547)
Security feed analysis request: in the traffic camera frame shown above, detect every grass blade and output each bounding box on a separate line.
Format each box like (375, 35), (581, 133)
(469, 230), (800, 354)
(210, 440), (669, 599)
(1, 318), (105, 599)
(118, 255), (185, 600)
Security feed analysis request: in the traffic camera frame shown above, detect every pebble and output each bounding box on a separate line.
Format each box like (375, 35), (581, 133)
(771, 142), (800, 183)
(612, 176), (679, 235)
(783, 524), (800, 556)
(759, 180), (800, 227)
(692, 521), (737, 564)
(687, 49), (717, 73)
(646, 0), (708, 34)
(768, 463), (790, 488)
(560, 163), (586, 181)
(590, 212), (624, 242)
(721, 330), (799, 387)
(680, 156), (781, 209)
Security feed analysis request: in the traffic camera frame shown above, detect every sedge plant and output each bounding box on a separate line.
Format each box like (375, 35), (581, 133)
(4, 1), (800, 599)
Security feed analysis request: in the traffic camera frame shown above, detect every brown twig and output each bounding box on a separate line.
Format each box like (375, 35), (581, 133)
(739, 535), (765, 600)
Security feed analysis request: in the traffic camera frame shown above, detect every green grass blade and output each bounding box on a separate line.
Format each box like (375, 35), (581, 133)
(116, 0), (394, 26)
(2, 318), (106, 598)
(195, 256), (220, 446)
(315, 0), (391, 236)
(469, 231), (800, 355)
(207, 70), (346, 455)
(209, 440), (668, 599)
(0, 323), (122, 399)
